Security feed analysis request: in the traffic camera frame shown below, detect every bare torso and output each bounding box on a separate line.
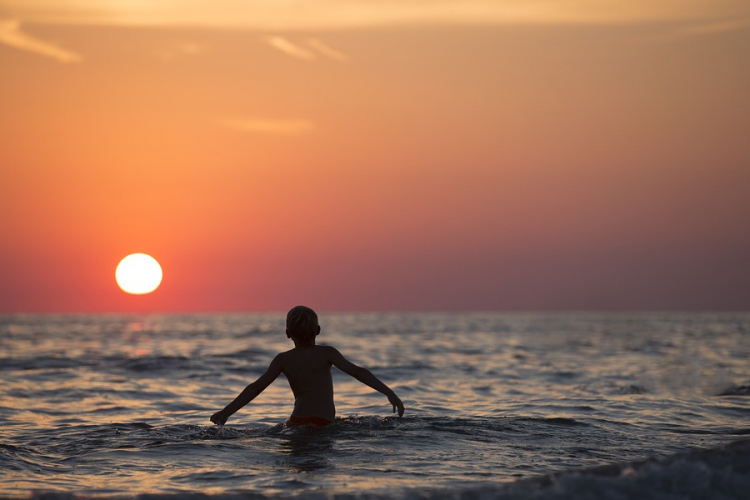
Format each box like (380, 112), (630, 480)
(210, 341), (403, 427)
(278, 345), (336, 422)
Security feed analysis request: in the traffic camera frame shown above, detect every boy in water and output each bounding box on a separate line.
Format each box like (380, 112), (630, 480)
(210, 306), (405, 427)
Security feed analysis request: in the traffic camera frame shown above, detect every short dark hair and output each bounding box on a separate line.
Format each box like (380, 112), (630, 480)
(286, 306), (319, 345)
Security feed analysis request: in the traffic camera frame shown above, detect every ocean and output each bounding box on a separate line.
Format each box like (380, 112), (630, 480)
(1, 312), (749, 499)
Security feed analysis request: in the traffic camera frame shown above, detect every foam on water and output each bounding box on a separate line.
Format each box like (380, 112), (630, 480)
(6, 439), (750, 500)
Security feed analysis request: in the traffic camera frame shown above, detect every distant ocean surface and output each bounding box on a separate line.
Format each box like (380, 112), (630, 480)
(1, 312), (749, 500)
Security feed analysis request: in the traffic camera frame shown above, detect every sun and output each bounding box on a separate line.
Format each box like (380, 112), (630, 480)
(115, 253), (163, 295)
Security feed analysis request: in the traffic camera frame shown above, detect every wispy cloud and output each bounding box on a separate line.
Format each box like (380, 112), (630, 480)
(217, 116), (316, 136)
(154, 41), (209, 60)
(672, 17), (750, 37)
(263, 36), (350, 62)
(0, 18), (82, 63)
(305, 38), (350, 62)
(263, 36), (317, 61)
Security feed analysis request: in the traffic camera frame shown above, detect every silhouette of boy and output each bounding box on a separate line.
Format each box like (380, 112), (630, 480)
(211, 306), (405, 427)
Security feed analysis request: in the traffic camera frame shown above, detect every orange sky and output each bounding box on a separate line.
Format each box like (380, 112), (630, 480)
(1, 2), (749, 312)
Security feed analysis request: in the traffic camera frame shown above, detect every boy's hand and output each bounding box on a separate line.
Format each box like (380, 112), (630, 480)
(210, 411), (228, 426)
(388, 393), (405, 417)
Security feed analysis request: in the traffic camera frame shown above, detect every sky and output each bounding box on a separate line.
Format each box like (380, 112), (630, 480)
(1, 1), (749, 313)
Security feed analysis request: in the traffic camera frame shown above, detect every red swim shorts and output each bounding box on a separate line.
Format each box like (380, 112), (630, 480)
(285, 415), (333, 427)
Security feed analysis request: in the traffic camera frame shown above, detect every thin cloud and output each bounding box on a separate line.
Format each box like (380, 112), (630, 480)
(154, 41), (209, 60)
(264, 36), (316, 61)
(305, 38), (350, 62)
(674, 17), (750, 37)
(217, 116), (316, 136)
(650, 16), (750, 42)
(0, 18), (82, 63)
(263, 36), (350, 63)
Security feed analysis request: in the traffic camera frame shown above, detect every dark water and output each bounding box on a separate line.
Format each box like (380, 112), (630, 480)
(1, 313), (749, 499)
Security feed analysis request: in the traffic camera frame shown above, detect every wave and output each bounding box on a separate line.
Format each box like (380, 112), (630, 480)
(504, 437), (750, 500)
(0, 356), (93, 371)
(116, 355), (193, 372)
(718, 385), (750, 396)
(8, 438), (749, 500)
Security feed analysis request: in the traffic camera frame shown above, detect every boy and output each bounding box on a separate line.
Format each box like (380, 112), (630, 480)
(210, 306), (405, 427)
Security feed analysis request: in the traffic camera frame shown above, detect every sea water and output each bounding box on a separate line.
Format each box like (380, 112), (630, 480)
(1, 313), (749, 499)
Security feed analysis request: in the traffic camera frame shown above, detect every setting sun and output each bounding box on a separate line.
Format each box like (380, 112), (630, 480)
(115, 253), (163, 295)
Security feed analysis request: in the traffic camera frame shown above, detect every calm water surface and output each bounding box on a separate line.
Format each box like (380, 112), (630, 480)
(1, 313), (749, 499)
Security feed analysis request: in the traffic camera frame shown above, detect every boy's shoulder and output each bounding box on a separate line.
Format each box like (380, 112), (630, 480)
(278, 345), (339, 357)
(274, 345), (339, 371)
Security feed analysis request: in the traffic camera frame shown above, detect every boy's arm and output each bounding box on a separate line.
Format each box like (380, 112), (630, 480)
(328, 347), (404, 417)
(210, 354), (283, 425)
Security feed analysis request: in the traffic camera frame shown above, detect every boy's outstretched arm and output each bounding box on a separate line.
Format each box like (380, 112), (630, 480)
(210, 354), (282, 425)
(329, 347), (405, 417)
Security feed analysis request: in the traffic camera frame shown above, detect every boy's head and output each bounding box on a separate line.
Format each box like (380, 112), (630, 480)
(286, 306), (320, 346)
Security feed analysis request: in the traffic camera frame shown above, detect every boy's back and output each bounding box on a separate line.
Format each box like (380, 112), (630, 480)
(277, 345), (337, 422)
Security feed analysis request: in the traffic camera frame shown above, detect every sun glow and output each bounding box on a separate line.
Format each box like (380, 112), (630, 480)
(115, 254), (163, 295)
